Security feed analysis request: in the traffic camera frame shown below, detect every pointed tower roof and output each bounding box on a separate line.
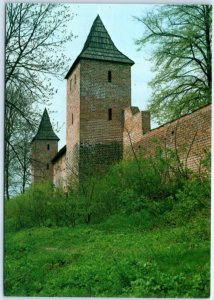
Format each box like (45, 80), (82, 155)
(32, 109), (59, 142)
(65, 15), (134, 79)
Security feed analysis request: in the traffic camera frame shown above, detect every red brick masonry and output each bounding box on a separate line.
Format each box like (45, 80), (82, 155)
(123, 104), (211, 173)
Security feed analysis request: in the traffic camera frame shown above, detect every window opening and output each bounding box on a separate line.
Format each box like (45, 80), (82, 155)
(47, 164), (49, 170)
(108, 108), (112, 120)
(74, 74), (76, 84)
(47, 144), (50, 150)
(108, 71), (112, 82)
(70, 79), (72, 91)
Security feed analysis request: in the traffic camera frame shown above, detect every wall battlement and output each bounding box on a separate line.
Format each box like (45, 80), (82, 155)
(123, 104), (211, 173)
(123, 107), (151, 154)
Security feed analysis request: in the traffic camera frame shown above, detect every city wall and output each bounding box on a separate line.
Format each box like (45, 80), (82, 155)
(123, 104), (211, 173)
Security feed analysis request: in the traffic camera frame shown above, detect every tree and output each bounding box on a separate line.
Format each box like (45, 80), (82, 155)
(5, 3), (75, 199)
(135, 5), (212, 124)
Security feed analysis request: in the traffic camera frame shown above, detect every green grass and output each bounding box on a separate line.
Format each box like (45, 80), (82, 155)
(4, 155), (211, 297)
(4, 215), (210, 297)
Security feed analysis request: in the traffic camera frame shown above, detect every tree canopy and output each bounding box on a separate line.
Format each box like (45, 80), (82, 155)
(5, 3), (75, 198)
(135, 5), (212, 124)
(6, 3), (74, 105)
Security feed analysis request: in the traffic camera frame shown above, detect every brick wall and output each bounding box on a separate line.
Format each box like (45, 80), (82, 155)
(80, 59), (131, 144)
(123, 104), (211, 173)
(79, 142), (123, 178)
(65, 58), (132, 180)
(31, 140), (58, 184)
(66, 63), (81, 177)
(53, 152), (67, 188)
(123, 107), (151, 151)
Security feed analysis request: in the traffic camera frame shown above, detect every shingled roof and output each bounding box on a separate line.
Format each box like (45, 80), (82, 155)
(65, 15), (134, 79)
(32, 108), (59, 142)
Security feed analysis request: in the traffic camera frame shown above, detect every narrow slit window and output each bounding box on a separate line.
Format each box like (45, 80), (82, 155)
(46, 163), (49, 170)
(47, 144), (50, 150)
(70, 79), (72, 91)
(74, 74), (76, 84)
(108, 71), (112, 82)
(72, 113), (74, 124)
(108, 108), (112, 120)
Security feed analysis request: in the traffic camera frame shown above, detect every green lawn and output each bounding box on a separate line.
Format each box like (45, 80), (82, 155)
(4, 216), (210, 297)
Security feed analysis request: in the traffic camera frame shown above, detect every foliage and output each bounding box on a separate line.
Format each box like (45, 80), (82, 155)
(5, 149), (210, 230)
(6, 3), (74, 98)
(5, 182), (77, 230)
(5, 3), (75, 199)
(5, 221), (210, 297)
(135, 5), (212, 123)
(164, 177), (211, 228)
(4, 150), (211, 297)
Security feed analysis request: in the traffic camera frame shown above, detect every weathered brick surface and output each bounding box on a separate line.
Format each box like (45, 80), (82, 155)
(66, 58), (132, 179)
(123, 107), (151, 150)
(53, 152), (67, 188)
(80, 59), (131, 144)
(79, 142), (123, 177)
(124, 104), (211, 173)
(66, 63), (81, 176)
(31, 140), (58, 184)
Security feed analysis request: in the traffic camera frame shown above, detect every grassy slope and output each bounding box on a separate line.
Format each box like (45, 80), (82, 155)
(4, 214), (210, 297)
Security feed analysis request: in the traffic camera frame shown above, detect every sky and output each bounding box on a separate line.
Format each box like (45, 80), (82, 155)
(47, 4), (156, 149)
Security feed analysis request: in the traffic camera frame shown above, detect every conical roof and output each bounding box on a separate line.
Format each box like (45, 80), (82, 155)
(65, 15), (134, 79)
(32, 109), (59, 142)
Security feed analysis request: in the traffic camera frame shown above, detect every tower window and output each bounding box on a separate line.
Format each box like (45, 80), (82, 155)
(74, 74), (76, 84)
(46, 163), (49, 170)
(70, 79), (72, 91)
(47, 144), (50, 150)
(108, 71), (112, 82)
(108, 108), (112, 120)
(72, 113), (74, 124)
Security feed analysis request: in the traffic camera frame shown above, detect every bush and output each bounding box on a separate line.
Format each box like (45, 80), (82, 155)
(5, 182), (78, 230)
(164, 177), (211, 226)
(5, 149), (211, 231)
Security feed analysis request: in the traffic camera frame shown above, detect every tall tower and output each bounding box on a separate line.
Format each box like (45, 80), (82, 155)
(31, 109), (59, 184)
(65, 15), (134, 179)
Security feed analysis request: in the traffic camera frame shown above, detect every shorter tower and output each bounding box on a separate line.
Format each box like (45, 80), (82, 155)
(31, 109), (59, 184)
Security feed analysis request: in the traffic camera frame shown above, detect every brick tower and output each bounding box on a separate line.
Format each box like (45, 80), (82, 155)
(31, 108), (59, 184)
(65, 15), (134, 179)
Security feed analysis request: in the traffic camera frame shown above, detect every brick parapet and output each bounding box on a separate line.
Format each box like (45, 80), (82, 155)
(123, 104), (211, 173)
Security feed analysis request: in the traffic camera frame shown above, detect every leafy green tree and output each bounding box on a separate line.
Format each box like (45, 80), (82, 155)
(135, 5), (212, 124)
(5, 3), (75, 198)
(6, 3), (74, 101)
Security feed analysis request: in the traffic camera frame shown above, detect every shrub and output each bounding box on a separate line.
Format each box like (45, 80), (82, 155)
(164, 177), (211, 226)
(5, 182), (79, 230)
(5, 148), (211, 231)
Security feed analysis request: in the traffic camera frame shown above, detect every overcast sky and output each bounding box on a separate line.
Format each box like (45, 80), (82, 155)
(48, 3), (155, 148)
